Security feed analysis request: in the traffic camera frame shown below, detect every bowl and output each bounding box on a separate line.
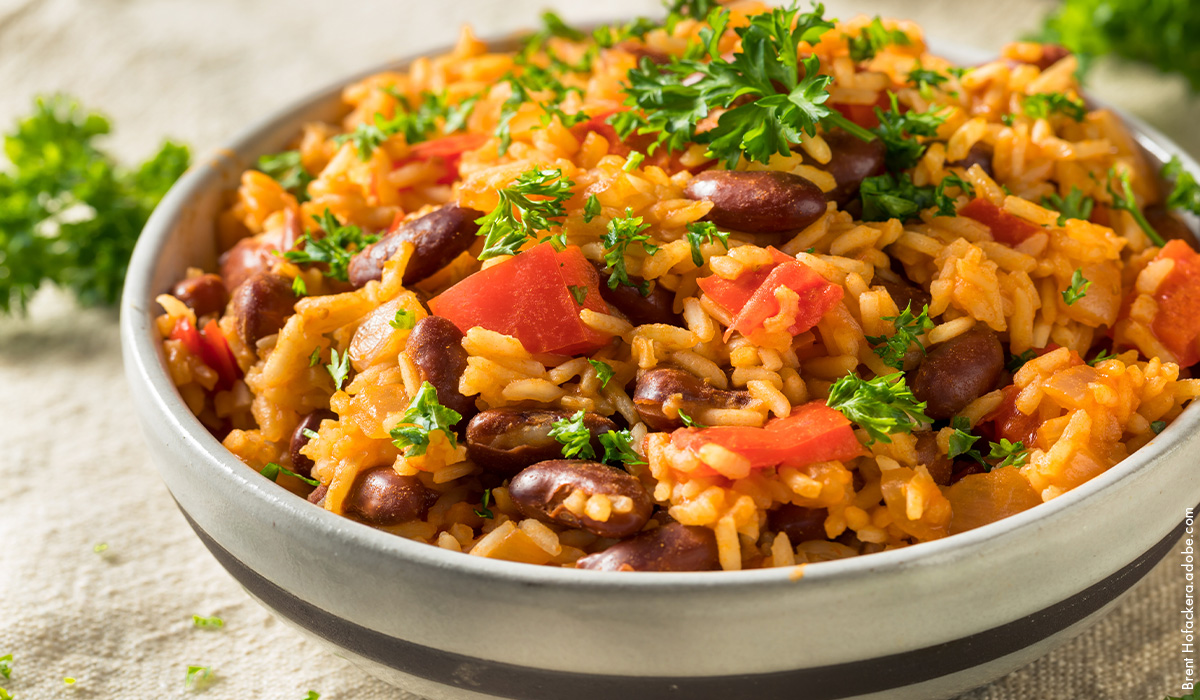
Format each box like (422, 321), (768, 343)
(120, 34), (1200, 700)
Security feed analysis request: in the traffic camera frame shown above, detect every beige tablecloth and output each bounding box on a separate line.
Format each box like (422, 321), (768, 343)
(2, 1), (1198, 698)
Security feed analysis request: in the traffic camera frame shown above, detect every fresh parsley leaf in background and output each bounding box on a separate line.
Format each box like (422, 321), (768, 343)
(826, 372), (929, 444)
(0, 95), (189, 314)
(0, 654), (10, 679)
(303, 693), (321, 700)
(685, 221), (730, 266)
(1042, 187), (1094, 225)
(256, 150), (313, 203)
(866, 302), (933, 370)
(1021, 92), (1087, 122)
(192, 615), (224, 629)
(389, 381), (463, 457)
(907, 64), (950, 99)
(549, 410), (597, 459)
(474, 167), (574, 260)
(1037, 0), (1200, 93)
(184, 665), (215, 691)
(847, 16), (912, 62)
(1061, 268), (1090, 305)
(336, 90), (475, 161)
(602, 208), (658, 293)
(1163, 156), (1200, 216)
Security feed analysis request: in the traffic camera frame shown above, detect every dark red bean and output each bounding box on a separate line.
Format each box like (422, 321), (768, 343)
(591, 261), (682, 327)
(405, 316), (476, 422)
(575, 523), (719, 572)
(348, 204), (483, 288)
(290, 409), (336, 479)
(467, 409), (618, 477)
(684, 170), (826, 234)
(172, 273), (229, 318)
(821, 130), (887, 206)
(912, 327), (1005, 420)
(230, 271), (295, 347)
(307, 484), (328, 505)
(1008, 44), (1070, 71)
(633, 368), (753, 431)
(509, 460), (653, 539)
(915, 431), (953, 486)
(768, 505), (828, 544)
(948, 460), (987, 485)
(876, 274), (932, 315)
(343, 466), (431, 526)
(948, 142), (995, 178)
(218, 211), (301, 291)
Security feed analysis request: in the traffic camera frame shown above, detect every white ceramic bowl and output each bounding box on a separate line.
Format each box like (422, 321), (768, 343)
(120, 37), (1200, 700)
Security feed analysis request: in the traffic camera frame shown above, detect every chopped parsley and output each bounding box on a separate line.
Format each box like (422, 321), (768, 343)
(677, 409), (707, 429)
(622, 151), (645, 171)
(685, 221), (730, 266)
(261, 462), (319, 487)
(847, 16), (912, 62)
(600, 429), (647, 466)
(826, 372), (929, 444)
(618, 3), (874, 168)
(326, 347), (351, 390)
(987, 439), (1029, 470)
(0, 654), (10, 679)
(665, 0), (718, 18)
(583, 194), (601, 223)
(602, 209), (659, 294)
(947, 416), (985, 463)
(390, 308), (417, 330)
(192, 615), (224, 629)
(1107, 168), (1164, 246)
(493, 69), (586, 155)
(1151, 420), (1167, 434)
(592, 17), (660, 49)
(291, 276), (307, 297)
(304, 693), (321, 700)
(865, 303), (934, 370)
(283, 210), (380, 282)
(907, 64), (950, 98)
(1088, 348), (1116, 365)
(1007, 349), (1037, 372)
(257, 150), (313, 203)
(860, 173), (942, 222)
(1042, 187), (1094, 225)
(184, 665), (215, 691)
(389, 381), (463, 456)
(337, 90), (476, 160)
(1163, 156), (1200, 216)
(309, 346), (322, 367)
(473, 489), (494, 519)
(549, 410), (597, 459)
(1061, 268), (1090, 305)
(0, 95), (189, 315)
(567, 285), (588, 305)
(474, 167), (575, 260)
(1021, 92), (1087, 122)
(588, 358), (616, 387)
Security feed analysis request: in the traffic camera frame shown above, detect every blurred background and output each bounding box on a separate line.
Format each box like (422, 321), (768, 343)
(1, 0), (1197, 698)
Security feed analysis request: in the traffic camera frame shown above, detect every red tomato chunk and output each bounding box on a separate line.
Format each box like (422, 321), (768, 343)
(671, 401), (863, 475)
(428, 243), (612, 356)
(170, 317), (241, 390)
(1151, 240), (1200, 367)
(960, 198), (1042, 246)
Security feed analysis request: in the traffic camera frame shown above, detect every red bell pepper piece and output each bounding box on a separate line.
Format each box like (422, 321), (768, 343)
(980, 385), (1040, 447)
(570, 110), (632, 158)
(1150, 239), (1200, 367)
(170, 317), (205, 357)
(170, 318), (242, 390)
(830, 92), (894, 130)
(671, 401), (863, 474)
(960, 198), (1042, 246)
(394, 133), (487, 186)
(428, 243), (612, 356)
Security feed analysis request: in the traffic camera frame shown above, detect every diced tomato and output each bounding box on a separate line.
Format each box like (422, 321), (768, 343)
(981, 385), (1040, 447)
(570, 110), (632, 158)
(960, 198), (1042, 246)
(395, 133), (487, 186)
(671, 401), (864, 475)
(428, 243), (612, 356)
(1150, 239), (1200, 367)
(830, 92), (893, 130)
(697, 247), (841, 340)
(170, 318), (241, 390)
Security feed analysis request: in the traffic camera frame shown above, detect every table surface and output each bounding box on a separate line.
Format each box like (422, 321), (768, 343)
(2, 0), (1197, 698)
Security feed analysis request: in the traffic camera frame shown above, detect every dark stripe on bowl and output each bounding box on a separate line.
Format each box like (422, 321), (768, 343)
(180, 505), (1189, 700)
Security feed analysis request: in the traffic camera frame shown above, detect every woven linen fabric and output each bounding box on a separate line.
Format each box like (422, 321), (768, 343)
(2, 0), (1198, 698)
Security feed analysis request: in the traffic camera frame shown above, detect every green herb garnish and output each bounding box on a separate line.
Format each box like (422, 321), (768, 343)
(602, 208), (659, 294)
(261, 462), (319, 487)
(947, 416), (985, 464)
(257, 150), (313, 203)
(677, 409), (707, 429)
(871, 93), (946, 172)
(567, 285), (588, 305)
(1021, 92), (1086, 122)
(1042, 187), (1095, 225)
(309, 347), (322, 368)
(291, 276), (307, 297)
(474, 489), (494, 519)
(326, 347), (351, 390)
(826, 372), (929, 444)
(588, 359), (616, 387)
(192, 616), (224, 629)
(0, 654), (11, 679)
(847, 16), (912, 62)
(583, 194), (602, 223)
(1163, 156), (1200, 216)
(860, 173), (940, 222)
(388, 382), (463, 457)
(1151, 420), (1167, 434)
(599, 429), (647, 466)
(184, 665), (215, 690)
(337, 90), (476, 160)
(1007, 349), (1037, 373)
(1107, 168), (1164, 246)
(284, 209), (380, 282)
(390, 308), (417, 330)
(549, 410), (597, 459)
(907, 64), (950, 98)
(474, 167), (575, 260)
(866, 303), (934, 370)
(1088, 348), (1116, 366)
(685, 221), (730, 266)
(1061, 268), (1091, 305)
(987, 439), (1029, 469)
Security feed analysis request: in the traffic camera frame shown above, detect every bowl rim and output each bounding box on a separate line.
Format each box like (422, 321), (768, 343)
(121, 31), (1200, 592)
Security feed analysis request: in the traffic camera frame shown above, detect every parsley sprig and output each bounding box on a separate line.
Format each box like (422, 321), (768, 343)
(826, 372), (929, 444)
(871, 92), (948, 176)
(1021, 92), (1086, 122)
(847, 16), (912, 62)
(860, 173), (954, 222)
(326, 348), (351, 390)
(602, 209), (659, 293)
(336, 90), (476, 160)
(1061, 268), (1090, 305)
(944, 416), (1031, 470)
(1042, 187), (1094, 225)
(474, 167), (575, 259)
(600, 429), (647, 466)
(1106, 168), (1165, 246)
(261, 462), (319, 487)
(588, 359), (616, 387)
(284, 210), (379, 282)
(389, 382), (463, 457)
(685, 221), (730, 266)
(549, 410), (597, 459)
(988, 439), (1029, 469)
(947, 416), (984, 463)
(257, 150), (314, 203)
(1163, 156), (1200, 216)
(907, 64), (950, 98)
(0, 654), (10, 679)
(866, 303), (934, 369)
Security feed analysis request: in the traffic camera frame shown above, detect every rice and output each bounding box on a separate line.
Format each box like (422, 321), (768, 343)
(155, 4), (1200, 573)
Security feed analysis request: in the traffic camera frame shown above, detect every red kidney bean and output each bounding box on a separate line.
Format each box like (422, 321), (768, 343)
(575, 523), (720, 572)
(348, 203), (483, 288)
(591, 261), (682, 327)
(876, 274), (932, 315)
(912, 327), (1005, 420)
(172, 273), (229, 318)
(343, 466), (431, 526)
(290, 409), (336, 479)
(509, 460), (653, 539)
(768, 504), (828, 544)
(915, 431), (953, 486)
(467, 409), (617, 477)
(307, 484), (328, 505)
(821, 130), (887, 206)
(948, 142), (995, 178)
(633, 368), (753, 431)
(405, 315), (476, 422)
(230, 271), (295, 347)
(684, 170), (826, 234)
(218, 211), (301, 291)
